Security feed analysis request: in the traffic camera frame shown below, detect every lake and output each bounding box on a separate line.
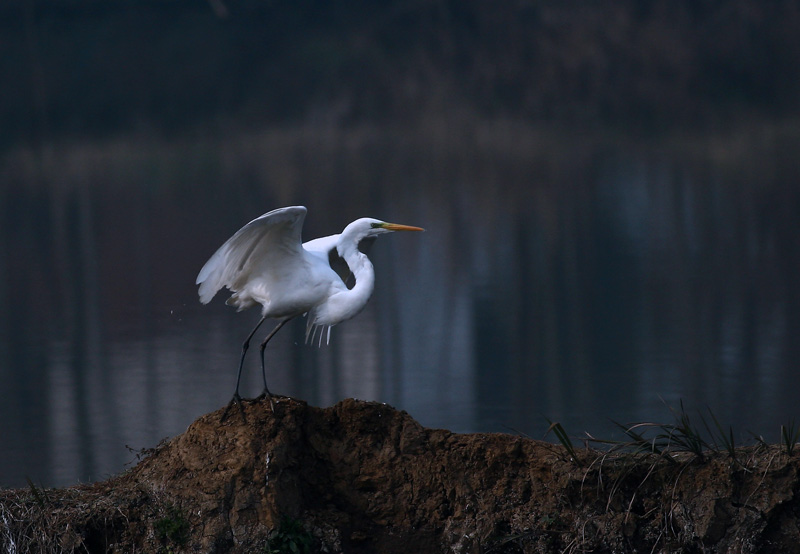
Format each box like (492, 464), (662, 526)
(1, 117), (799, 488)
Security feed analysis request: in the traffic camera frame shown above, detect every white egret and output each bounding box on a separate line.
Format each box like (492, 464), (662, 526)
(196, 205), (424, 421)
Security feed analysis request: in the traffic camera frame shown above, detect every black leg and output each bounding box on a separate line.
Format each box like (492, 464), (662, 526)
(221, 315), (267, 423)
(256, 317), (292, 411)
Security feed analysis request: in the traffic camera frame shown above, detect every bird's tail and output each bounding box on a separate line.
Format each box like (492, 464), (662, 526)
(305, 323), (332, 347)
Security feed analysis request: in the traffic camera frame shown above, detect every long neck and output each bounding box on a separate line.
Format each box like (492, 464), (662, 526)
(332, 241), (375, 321)
(308, 239), (376, 330)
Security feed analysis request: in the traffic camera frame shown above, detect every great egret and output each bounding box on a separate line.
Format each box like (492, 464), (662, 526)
(196, 205), (423, 421)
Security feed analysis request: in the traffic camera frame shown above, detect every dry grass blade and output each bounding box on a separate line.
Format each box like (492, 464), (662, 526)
(608, 421), (676, 462)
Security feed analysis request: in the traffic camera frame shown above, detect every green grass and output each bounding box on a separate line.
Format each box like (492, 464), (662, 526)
(154, 503), (190, 551)
(545, 419), (582, 466)
(265, 517), (314, 554)
(781, 420), (800, 456)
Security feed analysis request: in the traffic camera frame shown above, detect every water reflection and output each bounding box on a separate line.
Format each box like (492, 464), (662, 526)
(1, 121), (799, 488)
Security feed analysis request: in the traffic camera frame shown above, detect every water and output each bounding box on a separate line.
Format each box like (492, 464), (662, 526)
(1, 120), (799, 488)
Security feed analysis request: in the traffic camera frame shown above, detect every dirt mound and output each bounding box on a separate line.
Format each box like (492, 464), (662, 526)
(2, 398), (800, 553)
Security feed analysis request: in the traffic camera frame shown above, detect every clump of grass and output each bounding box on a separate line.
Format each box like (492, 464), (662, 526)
(265, 517), (314, 554)
(25, 477), (51, 507)
(705, 408), (738, 461)
(607, 421), (672, 460)
(544, 399), (800, 473)
(545, 419), (582, 466)
(0, 486), (122, 553)
(582, 400), (748, 465)
(781, 420), (800, 455)
(663, 400), (709, 460)
(154, 503), (190, 550)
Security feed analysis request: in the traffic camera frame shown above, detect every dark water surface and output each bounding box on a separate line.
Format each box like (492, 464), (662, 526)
(1, 120), (799, 488)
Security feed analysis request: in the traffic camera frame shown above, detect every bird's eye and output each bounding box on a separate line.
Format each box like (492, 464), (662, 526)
(370, 222), (382, 229)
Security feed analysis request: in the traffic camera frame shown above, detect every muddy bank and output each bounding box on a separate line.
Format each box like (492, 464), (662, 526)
(2, 398), (799, 553)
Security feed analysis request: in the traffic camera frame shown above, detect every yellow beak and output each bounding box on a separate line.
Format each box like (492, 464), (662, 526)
(382, 223), (425, 232)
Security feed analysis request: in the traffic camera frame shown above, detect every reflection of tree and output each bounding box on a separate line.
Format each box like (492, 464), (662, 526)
(5, 0), (800, 147)
(0, 186), (53, 486)
(3, 117), (800, 486)
(626, 145), (800, 430)
(49, 179), (116, 485)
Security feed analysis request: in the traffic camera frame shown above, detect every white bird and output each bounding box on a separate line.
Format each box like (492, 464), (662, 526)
(196, 205), (424, 421)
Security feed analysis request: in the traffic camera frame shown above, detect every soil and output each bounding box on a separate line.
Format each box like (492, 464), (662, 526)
(2, 397), (800, 553)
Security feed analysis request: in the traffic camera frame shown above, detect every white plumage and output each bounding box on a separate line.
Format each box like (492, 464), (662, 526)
(196, 205), (423, 420)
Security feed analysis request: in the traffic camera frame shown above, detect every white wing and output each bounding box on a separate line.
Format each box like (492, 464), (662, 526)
(302, 233), (340, 262)
(196, 206), (307, 305)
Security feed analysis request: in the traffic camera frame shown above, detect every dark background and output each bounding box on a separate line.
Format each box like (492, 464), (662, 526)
(5, 0), (800, 146)
(2, 0), (800, 488)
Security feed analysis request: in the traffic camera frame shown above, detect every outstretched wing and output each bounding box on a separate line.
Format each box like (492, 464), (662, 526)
(196, 206), (307, 304)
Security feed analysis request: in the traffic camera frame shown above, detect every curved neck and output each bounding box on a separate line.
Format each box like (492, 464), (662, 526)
(336, 242), (375, 318)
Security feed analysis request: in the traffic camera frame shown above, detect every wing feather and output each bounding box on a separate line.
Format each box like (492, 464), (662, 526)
(196, 206), (307, 304)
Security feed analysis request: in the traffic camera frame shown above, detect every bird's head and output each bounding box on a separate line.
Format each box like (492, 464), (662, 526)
(344, 217), (424, 240)
(337, 218), (424, 254)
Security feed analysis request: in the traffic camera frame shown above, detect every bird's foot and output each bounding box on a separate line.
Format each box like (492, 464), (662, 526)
(254, 390), (276, 413)
(221, 393), (247, 423)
